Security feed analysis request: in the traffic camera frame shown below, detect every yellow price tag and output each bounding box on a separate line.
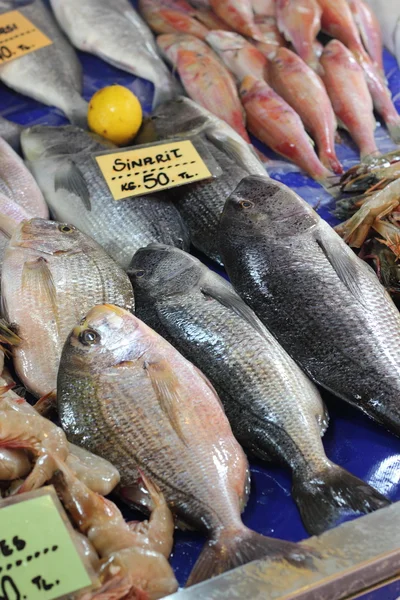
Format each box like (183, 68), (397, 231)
(95, 139), (213, 200)
(0, 488), (92, 600)
(0, 10), (52, 64)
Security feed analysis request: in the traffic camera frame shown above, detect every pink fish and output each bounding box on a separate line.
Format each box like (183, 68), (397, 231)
(270, 48), (343, 173)
(206, 30), (269, 83)
(252, 0), (276, 16)
(276, 0), (322, 70)
(158, 34), (250, 142)
(209, 0), (262, 40)
(348, 0), (384, 72)
(240, 75), (332, 182)
(253, 16), (286, 58)
(320, 40), (378, 159)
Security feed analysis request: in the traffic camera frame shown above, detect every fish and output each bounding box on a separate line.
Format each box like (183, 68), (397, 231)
(252, 0), (276, 16)
(317, 0), (400, 142)
(269, 48), (342, 174)
(0, 117), (22, 152)
(240, 75), (332, 183)
(219, 175), (400, 438)
(49, 0), (180, 108)
(130, 243), (390, 534)
(348, 0), (384, 72)
(157, 33), (250, 142)
(320, 40), (378, 160)
(0, 0), (87, 127)
(135, 96), (267, 263)
(276, 0), (322, 70)
(1, 218), (135, 398)
(253, 16), (287, 58)
(20, 125), (190, 269)
(58, 303), (314, 586)
(206, 30), (269, 83)
(208, 0), (263, 40)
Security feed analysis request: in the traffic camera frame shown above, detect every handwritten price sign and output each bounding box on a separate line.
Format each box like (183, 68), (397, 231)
(0, 11), (52, 64)
(0, 488), (92, 600)
(95, 139), (213, 200)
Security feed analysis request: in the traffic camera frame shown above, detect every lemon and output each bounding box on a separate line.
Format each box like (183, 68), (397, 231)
(88, 85), (143, 146)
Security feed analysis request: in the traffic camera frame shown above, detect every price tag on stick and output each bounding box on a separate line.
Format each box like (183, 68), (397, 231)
(0, 487), (93, 600)
(94, 138), (221, 200)
(0, 10), (52, 64)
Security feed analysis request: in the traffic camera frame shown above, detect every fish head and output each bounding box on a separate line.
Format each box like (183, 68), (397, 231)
(130, 244), (203, 297)
(239, 75), (263, 102)
(11, 219), (87, 256)
(221, 176), (318, 239)
(21, 125), (113, 161)
(322, 40), (354, 66)
(206, 30), (246, 55)
(66, 305), (145, 369)
(271, 47), (302, 74)
(136, 97), (209, 142)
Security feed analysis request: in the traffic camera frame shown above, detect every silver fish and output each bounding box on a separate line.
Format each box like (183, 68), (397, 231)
(219, 175), (400, 438)
(21, 125), (190, 269)
(50, 0), (181, 108)
(0, 0), (87, 126)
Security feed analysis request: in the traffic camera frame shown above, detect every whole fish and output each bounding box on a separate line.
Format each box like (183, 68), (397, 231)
(253, 16), (287, 58)
(0, 117), (22, 152)
(270, 48), (342, 174)
(219, 176), (400, 438)
(130, 243), (390, 534)
(135, 96), (267, 263)
(240, 75), (332, 183)
(21, 125), (190, 269)
(317, 0), (400, 141)
(157, 33), (250, 142)
(1, 219), (134, 398)
(320, 40), (378, 159)
(348, 0), (384, 71)
(50, 0), (180, 108)
(58, 303), (313, 585)
(0, 0), (87, 127)
(206, 30), (269, 83)
(209, 0), (262, 40)
(276, 0), (322, 70)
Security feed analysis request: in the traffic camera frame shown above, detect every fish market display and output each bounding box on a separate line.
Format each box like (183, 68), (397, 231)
(157, 34), (250, 142)
(206, 30), (269, 83)
(219, 176), (400, 437)
(58, 304), (313, 585)
(269, 47), (342, 174)
(130, 243), (389, 534)
(0, 0), (87, 126)
(21, 125), (190, 269)
(49, 0), (180, 108)
(240, 76), (332, 183)
(320, 40), (379, 159)
(0, 116), (22, 152)
(1, 218), (134, 398)
(136, 96), (267, 263)
(276, 0), (322, 70)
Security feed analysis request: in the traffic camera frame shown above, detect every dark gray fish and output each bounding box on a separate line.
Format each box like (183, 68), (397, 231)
(219, 175), (400, 439)
(136, 96), (267, 264)
(130, 243), (390, 535)
(21, 125), (190, 269)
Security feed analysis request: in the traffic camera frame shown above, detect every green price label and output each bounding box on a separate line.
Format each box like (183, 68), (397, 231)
(0, 488), (92, 600)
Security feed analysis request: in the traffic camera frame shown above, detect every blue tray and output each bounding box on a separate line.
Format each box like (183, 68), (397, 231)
(1, 2), (400, 595)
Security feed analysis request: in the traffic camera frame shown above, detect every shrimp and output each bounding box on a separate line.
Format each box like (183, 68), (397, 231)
(52, 465), (178, 600)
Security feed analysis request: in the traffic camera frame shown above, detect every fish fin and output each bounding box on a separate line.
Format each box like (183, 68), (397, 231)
(55, 159), (91, 211)
(293, 462), (390, 535)
(386, 120), (400, 145)
(186, 526), (316, 587)
(315, 235), (368, 308)
(200, 275), (274, 344)
(22, 257), (58, 316)
(33, 391), (57, 418)
(144, 359), (187, 445)
(0, 213), (18, 238)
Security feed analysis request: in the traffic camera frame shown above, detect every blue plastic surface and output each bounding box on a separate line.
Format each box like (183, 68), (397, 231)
(1, 1), (400, 593)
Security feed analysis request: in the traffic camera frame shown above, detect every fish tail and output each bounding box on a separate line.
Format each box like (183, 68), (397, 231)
(319, 150), (344, 175)
(66, 97), (89, 130)
(152, 78), (181, 109)
(293, 462), (390, 536)
(186, 526), (316, 587)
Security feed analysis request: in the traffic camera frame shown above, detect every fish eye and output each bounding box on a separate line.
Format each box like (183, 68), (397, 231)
(135, 270), (145, 278)
(239, 200), (253, 209)
(59, 224), (75, 233)
(78, 329), (100, 346)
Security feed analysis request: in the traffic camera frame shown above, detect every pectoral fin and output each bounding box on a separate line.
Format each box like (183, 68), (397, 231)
(55, 160), (91, 211)
(144, 359), (187, 445)
(22, 257), (58, 316)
